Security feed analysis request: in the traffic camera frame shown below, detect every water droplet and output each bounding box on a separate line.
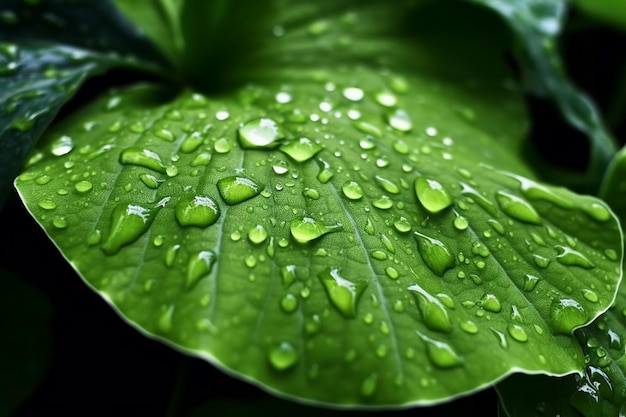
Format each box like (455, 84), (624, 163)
(480, 293), (502, 313)
(181, 132), (204, 153)
(372, 195), (393, 209)
(101, 203), (157, 255)
(585, 202), (612, 222)
(414, 177), (453, 214)
(290, 217), (339, 243)
(418, 332), (462, 369)
(51, 135), (73, 156)
(554, 245), (594, 269)
(154, 128), (175, 142)
(582, 289), (599, 303)
(460, 320), (478, 334)
(280, 265), (297, 288)
(318, 268), (367, 318)
(302, 187), (320, 200)
(73, 180), (92, 193)
(414, 232), (455, 276)
(471, 241), (490, 258)
(386, 109), (412, 132)
(453, 215), (468, 231)
(187, 250), (216, 289)
(507, 324), (528, 342)
(352, 120), (382, 137)
(532, 254), (551, 268)
(175, 195), (220, 228)
(280, 294), (299, 313)
(375, 175), (400, 194)
(393, 217), (411, 233)
(495, 191), (541, 224)
(119, 147), (168, 173)
(316, 159), (334, 183)
(550, 298), (587, 335)
(158, 305), (174, 333)
(361, 373), (378, 397)
(52, 217), (67, 229)
(165, 244), (180, 267)
(238, 118), (284, 149)
(342, 180), (364, 200)
(268, 342), (298, 371)
(342, 87), (364, 101)
(213, 138), (232, 153)
(375, 90), (397, 107)
(248, 224), (268, 244)
(217, 176), (263, 205)
(385, 266), (399, 279)
(408, 283), (453, 333)
(381, 234), (395, 253)
(523, 274), (540, 291)
(279, 137), (322, 162)
(38, 199), (57, 210)
(491, 328), (508, 349)
(604, 249), (618, 261)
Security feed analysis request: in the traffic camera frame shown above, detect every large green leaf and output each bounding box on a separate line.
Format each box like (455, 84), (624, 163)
(469, 0), (619, 192)
(14, 0), (623, 408)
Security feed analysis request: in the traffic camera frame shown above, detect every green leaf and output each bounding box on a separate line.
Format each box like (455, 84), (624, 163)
(0, 43), (165, 207)
(0, 267), (53, 417)
(469, 0), (619, 192)
(14, 0), (623, 408)
(571, 0), (626, 30)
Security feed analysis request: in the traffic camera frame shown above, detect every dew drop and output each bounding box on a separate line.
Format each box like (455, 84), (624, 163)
(582, 289), (599, 303)
(317, 268), (367, 318)
(550, 298), (587, 334)
(217, 176), (263, 205)
(280, 294), (299, 313)
(418, 332), (463, 369)
(303, 187), (320, 200)
(50, 135), (74, 156)
(414, 231), (455, 276)
(507, 324), (528, 342)
(414, 177), (453, 214)
(342, 180), (364, 200)
(453, 215), (468, 231)
(360, 373), (378, 397)
(460, 320), (478, 334)
(119, 147), (168, 173)
(52, 217), (67, 229)
(290, 217), (339, 243)
(213, 138), (232, 153)
(375, 175), (400, 194)
(523, 274), (540, 291)
(342, 87), (364, 102)
(158, 305), (174, 333)
(268, 342), (298, 371)
(181, 132), (204, 153)
(393, 217), (411, 233)
(495, 191), (541, 224)
(238, 118), (284, 149)
(316, 159), (334, 183)
(408, 283), (453, 333)
(584, 202), (611, 222)
(385, 266), (399, 279)
(279, 137), (322, 162)
(101, 203), (157, 255)
(532, 254), (551, 269)
(175, 195), (220, 228)
(386, 109), (412, 132)
(186, 250), (216, 289)
(375, 91), (397, 107)
(555, 245), (595, 269)
(480, 293), (502, 313)
(38, 199), (56, 210)
(372, 195), (393, 209)
(154, 128), (175, 142)
(248, 224), (268, 244)
(280, 265), (297, 288)
(165, 244), (180, 267)
(352, 120), (382, 137)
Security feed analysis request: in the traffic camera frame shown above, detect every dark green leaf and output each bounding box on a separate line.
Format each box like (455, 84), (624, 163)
(571, 0), (626, 30)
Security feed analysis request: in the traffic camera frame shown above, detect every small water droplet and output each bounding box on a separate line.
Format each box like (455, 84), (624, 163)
(352, 120), (382, 137)
(507, 324), (528, 342)
(238, 118), (284, 149)
(318, 268), (367, 318)
(415, 177), (453, 214)
(290, 217), (340, 243)
(302, 187), (320, 200)
(217, 176), (263, 205)
(342, 87), (364, 101)
(532, 254), (551, 268)
(38, 199), (57, 210)
(213, 138), (232, 153)
(50, 135), (74, 156)
(471, 241), (490, 258)
(52, 217), (67, 229)
(386, 109), (412, 132)
(408, 283), (453, 333)
(385, 266), (399, 279)
(555, 245), (595, 269)
(414, 232), (455, 276)
(453, 215), (468, 231)
(495, 191), (541, 224)
(375, 175), (400, 194)
(280, 294), (299, 313)
(181, 132), (204, 153)
(279, 137), (322, 162)
(342, 180), (364, 200)
(480, 293), (502, 313)
(460, 320), (478, 334)
(372, 195), (393, 209)
(158, 305), (174, 333)
(523, 274), (540, 291)
(186, 250), (216, 289)
(551, 298), (587, 335)
(248, 224), (268, 244)
(582, 289), (599, 303)
(280, 265), (297, 288)
(360, 373), (378, 397)
(101, 203), (158, 255)
(418, 332), (463, 369)
(375, 90), (397, 107)
(316, 159), (334, 183)
(393, 217), (411, 233)
(268, 342), (298, 371)
(175, 195), (220, 228)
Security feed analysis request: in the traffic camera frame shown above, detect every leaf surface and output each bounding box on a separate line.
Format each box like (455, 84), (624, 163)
(14, 0), (623, 407)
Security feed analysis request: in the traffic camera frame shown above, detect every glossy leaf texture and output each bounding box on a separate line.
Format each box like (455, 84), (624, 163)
(469, 0), (619, 192)
(14, 0), (623, 408)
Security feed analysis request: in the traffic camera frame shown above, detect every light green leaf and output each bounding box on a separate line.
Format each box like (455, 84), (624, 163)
(469, 0), (619, 192)
(14, 0), (623, 408)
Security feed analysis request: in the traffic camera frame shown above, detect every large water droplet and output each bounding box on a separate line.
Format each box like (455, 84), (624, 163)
(495, 191), (541, 224)
(279, 137), (322, 162)
(342, 180), (364, 200)
(268, 342), (298, 371)
(101, 203), (158, 255)
(554, 245), (595, 269)
(418, 332), (463, 369)
(217, 176), (263, 205)
(408, 283), (453, 333)
(386, 109), (412, 132)
(414, 231), (455, 276)
(480, 293), (502, 313)
(187, 250), (216, 289)
(318, 268), (367, 318)
(290, 217), (340, 243)
(175, 195), (220, 228)
(551, 298), (587, 335)
(248, 224), (268, 244)
(507, 324), (528, 342)
(238, 118), (284, 149)
(119, 147), (168, 173)
(50, 135), (74, 156)
(414, 177), (453, 214)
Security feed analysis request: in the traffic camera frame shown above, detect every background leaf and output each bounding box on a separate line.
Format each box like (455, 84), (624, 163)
(14, 0), (623, 407)
(469, 0), (619, 193)
(571, 0), (626, 30)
